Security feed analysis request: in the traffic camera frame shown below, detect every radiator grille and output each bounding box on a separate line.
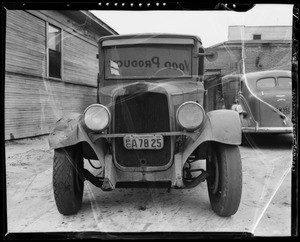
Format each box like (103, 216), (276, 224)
(114, 92), (171, 167)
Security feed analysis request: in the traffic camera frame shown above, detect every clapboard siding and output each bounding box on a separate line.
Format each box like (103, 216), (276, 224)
(63, 31), (98, 86)
(5, 10), (115, 140)
(5, 10), (46, 76)
(5, 74), (97, 140)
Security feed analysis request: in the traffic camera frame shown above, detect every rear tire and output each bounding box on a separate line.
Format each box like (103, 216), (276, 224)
(53, 145), (84, 215)
(206, 142), (242, 217)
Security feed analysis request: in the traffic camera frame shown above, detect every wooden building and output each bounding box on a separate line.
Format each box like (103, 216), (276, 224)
(5, 10), (118, 140)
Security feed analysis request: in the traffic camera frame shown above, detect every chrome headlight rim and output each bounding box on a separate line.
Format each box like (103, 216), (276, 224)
(176, 101), (205, 131)
(83, 104), (111, 132)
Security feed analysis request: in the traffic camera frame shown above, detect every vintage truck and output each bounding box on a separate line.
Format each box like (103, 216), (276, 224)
(49, 34), (242, 217)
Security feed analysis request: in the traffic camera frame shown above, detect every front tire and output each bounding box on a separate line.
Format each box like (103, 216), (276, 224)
(53, 145), (84, 215)
(206, 142), (242, 217)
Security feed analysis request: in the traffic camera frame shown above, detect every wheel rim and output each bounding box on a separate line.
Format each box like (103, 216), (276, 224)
(208, 152), (219, 194)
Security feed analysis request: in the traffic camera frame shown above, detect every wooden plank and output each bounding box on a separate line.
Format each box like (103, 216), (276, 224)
(5, 11), (46, 77)
(26, 10), (101, 46)
(5, 73), (97, 140)
(5, 10), (104, 140)
(63, 31), (98, 86)
(6, 10), (99, 86)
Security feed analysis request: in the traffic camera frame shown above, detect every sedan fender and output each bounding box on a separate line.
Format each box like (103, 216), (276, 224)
(182, 109), (242, 163)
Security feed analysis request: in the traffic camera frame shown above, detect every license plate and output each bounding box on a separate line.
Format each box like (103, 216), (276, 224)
(123, 134), (164, 150)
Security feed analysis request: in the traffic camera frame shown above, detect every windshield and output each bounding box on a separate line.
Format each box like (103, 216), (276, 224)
(104, 45), (192, 79)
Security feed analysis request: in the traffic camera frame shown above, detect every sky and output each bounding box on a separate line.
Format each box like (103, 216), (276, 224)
(91, 4), (293, 47)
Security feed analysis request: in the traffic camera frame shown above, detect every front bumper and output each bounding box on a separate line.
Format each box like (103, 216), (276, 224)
(242, 126), (293, 133)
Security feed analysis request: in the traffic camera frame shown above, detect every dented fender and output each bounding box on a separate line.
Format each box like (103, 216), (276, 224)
(182, 109), (241, 162)
(48, 113), (106, 162)
(48, 113), (83, 149)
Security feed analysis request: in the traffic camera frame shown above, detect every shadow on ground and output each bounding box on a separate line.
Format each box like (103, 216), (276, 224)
(242, 133), (294, 150)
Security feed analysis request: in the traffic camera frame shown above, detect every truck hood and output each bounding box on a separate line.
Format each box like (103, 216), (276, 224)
(99, 79), (203, 102)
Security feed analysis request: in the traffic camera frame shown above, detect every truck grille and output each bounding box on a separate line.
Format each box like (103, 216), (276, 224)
(114, 92), (171, 167)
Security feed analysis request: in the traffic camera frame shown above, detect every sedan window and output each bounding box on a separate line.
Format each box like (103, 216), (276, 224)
(278, 77), (292, 88)
(256, 77), (276, 88)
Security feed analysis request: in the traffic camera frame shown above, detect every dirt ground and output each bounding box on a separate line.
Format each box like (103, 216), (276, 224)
(4, 133), (294, 237)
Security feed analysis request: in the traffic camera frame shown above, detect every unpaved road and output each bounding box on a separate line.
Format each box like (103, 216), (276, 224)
(5, 134), (293, 236)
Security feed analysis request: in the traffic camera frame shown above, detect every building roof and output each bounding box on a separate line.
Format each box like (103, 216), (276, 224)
(82, 11), (118, 35)
(61, 10), (118, 36)
(207, 39), (292, 49)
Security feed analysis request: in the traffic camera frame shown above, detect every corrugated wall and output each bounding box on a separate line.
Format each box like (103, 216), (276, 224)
(5, 10), (99, 140)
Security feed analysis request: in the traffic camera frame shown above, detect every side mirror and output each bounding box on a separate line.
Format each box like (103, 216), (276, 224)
(195, 50), (218, 62)
(205, 51), (218, 62)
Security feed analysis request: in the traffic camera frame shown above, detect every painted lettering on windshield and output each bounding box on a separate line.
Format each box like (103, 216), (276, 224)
(110, 57), (189, 71)
(105, 46), (192, 78)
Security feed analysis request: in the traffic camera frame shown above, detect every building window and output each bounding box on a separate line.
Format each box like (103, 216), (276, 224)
(253, 34), (261, 40)
(48, 24), (61, 78)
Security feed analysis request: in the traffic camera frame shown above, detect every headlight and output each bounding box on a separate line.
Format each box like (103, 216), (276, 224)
(176, 101), (205, 131)
(83, 104), (111, 132)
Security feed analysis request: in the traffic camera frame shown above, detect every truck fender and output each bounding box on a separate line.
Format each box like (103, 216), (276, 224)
(48, 113), (106, 162)
(182, 109), (241, 163)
